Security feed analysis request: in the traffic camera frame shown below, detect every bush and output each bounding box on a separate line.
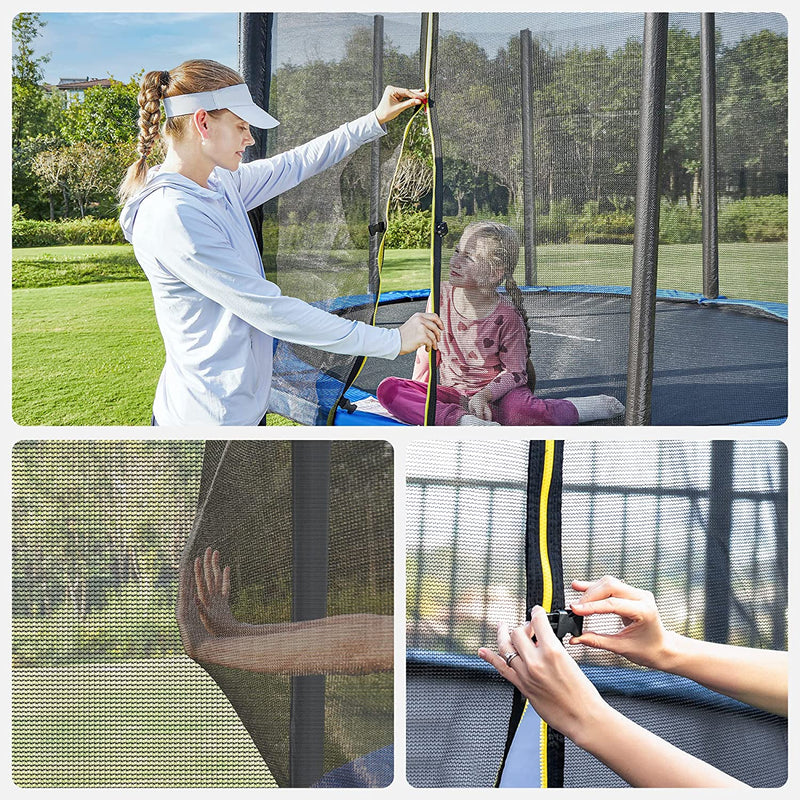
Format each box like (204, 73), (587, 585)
(384, 208), (431, 249)
(719, 195), (787, 243)
(658, 200), (702, 244)
(12, 216), (125, 248)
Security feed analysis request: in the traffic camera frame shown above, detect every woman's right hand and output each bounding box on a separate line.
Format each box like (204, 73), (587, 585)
(193, 547), (249, 638)
(569, 575), (670, 669)
(398, 312), (443, 355)
(479, 606), (609, 745)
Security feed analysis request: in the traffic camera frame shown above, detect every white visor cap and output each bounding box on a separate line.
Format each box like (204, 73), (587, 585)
(162, 83), (279, 129)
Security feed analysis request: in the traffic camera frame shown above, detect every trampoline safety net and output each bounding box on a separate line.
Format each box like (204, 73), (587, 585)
(406, 440), (787, 787)
(250, 12), (786, 426)
(11, 440), (393, 788)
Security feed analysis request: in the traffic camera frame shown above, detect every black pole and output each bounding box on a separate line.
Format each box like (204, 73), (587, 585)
(238, 13), (273, 256)
(625, 13), (668, 426)
(701, 13), (719, 299)
(369, 15), (384, 296)
(520, 29), (538, 286)
(289, 441), (330, 787)
(705, 440), (733, 644)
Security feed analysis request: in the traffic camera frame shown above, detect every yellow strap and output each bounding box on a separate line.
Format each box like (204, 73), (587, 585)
(538, 440), (556, 786)
(422, 11), (438, 425)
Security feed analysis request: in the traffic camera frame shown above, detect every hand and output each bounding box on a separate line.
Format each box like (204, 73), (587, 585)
(193, 547), (249, 638)
(398, 312), (443, 355)
(374, 85), (426, 125)
(478, 606), (607, 744)
(176, 559), (210, 660)
(467, 389), (493, 421)
(569, 576), (669, 669)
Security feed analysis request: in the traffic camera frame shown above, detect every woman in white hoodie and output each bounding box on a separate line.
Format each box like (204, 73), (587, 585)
(119, 59), (441, 426)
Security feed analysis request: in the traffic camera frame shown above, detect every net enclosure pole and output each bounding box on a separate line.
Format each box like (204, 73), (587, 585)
(624, 13), (668, 425)
(369, 15), (384, 296)
(701, 12), (720, 299)
(238, 13), (273, 256)
(705, 440), (733, 644)
(520, 29), (538, 286)
(289, 441), (331, 786)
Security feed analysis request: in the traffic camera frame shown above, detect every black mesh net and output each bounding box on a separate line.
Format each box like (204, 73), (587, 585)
(12, 440), (393, 788)
(406, 439), (787, 787)
(252, 12), (785, 426)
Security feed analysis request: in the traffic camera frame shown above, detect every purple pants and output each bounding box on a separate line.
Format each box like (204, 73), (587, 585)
(376, 377), (579, 426)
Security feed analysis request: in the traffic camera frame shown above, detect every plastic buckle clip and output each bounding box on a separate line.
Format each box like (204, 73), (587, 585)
(368, 220), (387, 236)
(337, 397), (358, 414)
(531, 609), (583, 643)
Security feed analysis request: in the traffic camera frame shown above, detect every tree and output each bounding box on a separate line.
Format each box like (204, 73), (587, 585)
(717, 30), (787, 197)
(12, 13), (59, 146)
(61, 78), (141, 145)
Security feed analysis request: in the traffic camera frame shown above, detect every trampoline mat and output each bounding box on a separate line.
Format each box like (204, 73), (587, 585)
(354, 293), (786, 425)
(407, 668), (788, 788)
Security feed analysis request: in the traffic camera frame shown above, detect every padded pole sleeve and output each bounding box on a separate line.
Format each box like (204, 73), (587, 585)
(701, 13), (720, 299)
(520, 29), (538, 287)
(625, 13), (668, 425)
(238, 13), (273, 256)
(289, 441), (331, 786)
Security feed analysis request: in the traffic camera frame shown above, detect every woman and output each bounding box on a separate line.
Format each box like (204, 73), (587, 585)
(118, 60), (441, 425)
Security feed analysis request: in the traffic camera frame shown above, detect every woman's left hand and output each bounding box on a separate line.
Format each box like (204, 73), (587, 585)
(478, 606), (607, 743)
(374, 86), (427, 125)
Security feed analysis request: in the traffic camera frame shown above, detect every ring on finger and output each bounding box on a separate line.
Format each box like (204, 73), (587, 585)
(504, 650), (519, 666)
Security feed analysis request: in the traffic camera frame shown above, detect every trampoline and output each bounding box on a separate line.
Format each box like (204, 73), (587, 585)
(238, 12), (786, 426)
(405, 440), (788, 787)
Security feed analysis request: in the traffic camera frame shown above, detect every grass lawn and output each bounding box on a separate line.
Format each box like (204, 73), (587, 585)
(12, 242), (786, 426)
(12, 657), (275, 787)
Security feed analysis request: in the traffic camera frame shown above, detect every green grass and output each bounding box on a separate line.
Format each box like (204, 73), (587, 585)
(12, 657), (276, 787)
(12, 244), (145, 289)
(12, 242), (786, 426)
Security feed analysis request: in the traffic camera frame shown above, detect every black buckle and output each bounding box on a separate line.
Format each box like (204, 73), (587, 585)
(368, 220), (387, 236)
(531, 609), (583, 643)
(435, 221), (449, 237)
(337, 397), (358, 414)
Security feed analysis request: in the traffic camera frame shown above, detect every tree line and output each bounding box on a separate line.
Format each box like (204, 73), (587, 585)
(12, 13), (787, 228)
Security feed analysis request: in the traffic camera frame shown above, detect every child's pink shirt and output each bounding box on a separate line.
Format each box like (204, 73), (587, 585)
(413, 282), (529, 399)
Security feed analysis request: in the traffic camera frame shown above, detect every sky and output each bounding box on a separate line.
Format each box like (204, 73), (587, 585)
(29, 11), (788, 86)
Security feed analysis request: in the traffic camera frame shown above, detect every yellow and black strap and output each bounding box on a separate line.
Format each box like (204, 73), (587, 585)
(421, 10), (444, 427)
(329, 12), (443, 426)
(496, 440), (566, 787)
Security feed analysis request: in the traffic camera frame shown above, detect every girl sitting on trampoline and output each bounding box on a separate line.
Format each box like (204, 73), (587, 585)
(376, 221), (624, 426)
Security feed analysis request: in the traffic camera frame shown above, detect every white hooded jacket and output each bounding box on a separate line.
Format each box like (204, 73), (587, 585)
(119, 111), (400, 426)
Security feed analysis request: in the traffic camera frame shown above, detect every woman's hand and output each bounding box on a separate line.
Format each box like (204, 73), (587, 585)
(176, 558), (211, 661)
(374, 85), (427, 125)
(569, 575), (669, 669)
(478, 606), (608, 744)
(194, 547), (249, 638)
(398, 312), (443, 355)
(467, 388), (493, 420)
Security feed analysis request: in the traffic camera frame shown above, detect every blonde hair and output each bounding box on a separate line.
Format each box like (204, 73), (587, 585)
(118, 60), (244, 203)
(462, 221), (537, 392)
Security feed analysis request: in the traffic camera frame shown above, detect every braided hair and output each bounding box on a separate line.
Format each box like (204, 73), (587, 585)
(462, 221), (537, 392)
(118, 60), (243, 203)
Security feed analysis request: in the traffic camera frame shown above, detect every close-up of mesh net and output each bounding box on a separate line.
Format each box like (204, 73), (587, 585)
(244, 12), (786, 426)
(11, 439), (393, 788)
(405, 439), (787, 787)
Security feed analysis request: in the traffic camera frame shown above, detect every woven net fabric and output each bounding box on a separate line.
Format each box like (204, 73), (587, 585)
(180, 440), (394, 787)
(405, 439), (787, 788)
(12, 440), (393, 788)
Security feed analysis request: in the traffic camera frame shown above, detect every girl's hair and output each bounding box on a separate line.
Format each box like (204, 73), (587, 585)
(118, 60), (244, 203)
(463, 221), (537, 392)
